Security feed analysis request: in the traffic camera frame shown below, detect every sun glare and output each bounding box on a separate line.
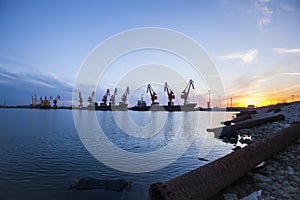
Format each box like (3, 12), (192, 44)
(235, 97), (276, 108)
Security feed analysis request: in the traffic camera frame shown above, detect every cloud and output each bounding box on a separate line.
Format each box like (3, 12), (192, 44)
(278, 73), (300, 76)
(0, 67), (73, 105)
(254, 0), (273, 27)
(281, 5), (295, 12)
(0, 69), (18, 81)
(218, 49), (258, 64)
(281, 4), (300, 14)
(273, 48), (300, 54)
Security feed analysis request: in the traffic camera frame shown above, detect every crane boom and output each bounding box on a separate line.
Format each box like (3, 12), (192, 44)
(164, 82), (175, 106)
(181, 79), (194, 105)
(31, 95), (37, 107)
(53, 95), (60, 109)
(53, 95), (59, 103)
(101, 89), (110, 106)
(110, 88), (117, 105)
(121, 87), (129, 104)
(147, 84), (158, 105)
(88, 91), (95, 106)
(79, 92), (83, 108)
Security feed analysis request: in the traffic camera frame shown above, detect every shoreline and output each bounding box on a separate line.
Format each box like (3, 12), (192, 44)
(212, 102), (300, 200)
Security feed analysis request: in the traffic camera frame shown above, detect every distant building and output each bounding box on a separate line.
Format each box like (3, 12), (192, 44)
(247, 105), (255, 110)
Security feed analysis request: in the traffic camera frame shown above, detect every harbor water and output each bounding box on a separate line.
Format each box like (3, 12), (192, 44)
(0, 109), (236, 200)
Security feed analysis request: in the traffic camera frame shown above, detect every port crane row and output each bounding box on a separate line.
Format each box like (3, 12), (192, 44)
(81, 80), (195, 109)
(31, 95), (60, 109)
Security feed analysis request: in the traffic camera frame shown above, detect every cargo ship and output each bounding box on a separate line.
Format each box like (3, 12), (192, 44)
(84, 80), (197, 112)
(130, 81), (196, 111)
(130, 97), (196, 112)
(86, 87), (129, 111)
(87, 102), (129, 111)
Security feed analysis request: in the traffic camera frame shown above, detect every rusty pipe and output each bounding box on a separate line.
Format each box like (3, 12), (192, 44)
(149, 122), (300, 200)
(236, 110), (257, 117)
(208, 114), (285, 138)
(221, 114), (251, 126)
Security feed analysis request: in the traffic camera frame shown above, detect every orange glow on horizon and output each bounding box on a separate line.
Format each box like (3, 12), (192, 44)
(235, 101), (271, 108)
(231, 96), (293, 108)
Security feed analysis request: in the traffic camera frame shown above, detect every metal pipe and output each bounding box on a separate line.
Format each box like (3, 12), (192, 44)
(149, 122), (300, 200)
(208, 114), (285, 138)
(236, 110), (257, 117)
(222, 114), (251, 126)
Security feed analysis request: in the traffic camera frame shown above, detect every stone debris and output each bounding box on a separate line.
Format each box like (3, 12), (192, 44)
(240, 190), (262, 200)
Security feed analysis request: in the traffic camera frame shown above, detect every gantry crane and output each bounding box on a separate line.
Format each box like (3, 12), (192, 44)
(79, 92), (83, 108)
(147, 84), (158, 105)
(110, 88), (117, 105)
(87, 91), (95, 106)
(101, 89), (110, 106)
(53, 95), (60, 109)
(120, 87), (129, 105)
(164, 82), (175, 106)
(31, 94), (37, 108)
(40, 96), (52, 108)
(181, 79), (194, 105)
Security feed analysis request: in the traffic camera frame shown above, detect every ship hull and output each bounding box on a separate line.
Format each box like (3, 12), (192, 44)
(87, 104), (128, 111)
(130, 103), (196, 112)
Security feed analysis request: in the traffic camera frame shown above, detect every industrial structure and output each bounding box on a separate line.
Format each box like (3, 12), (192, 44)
(29, 79), (198, 111)
(164, 82), (175, 106)
(131, 79), (196, 111)
(30, 95), (60, 109)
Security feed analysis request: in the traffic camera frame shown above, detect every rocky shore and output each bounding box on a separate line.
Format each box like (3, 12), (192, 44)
(212, 102), (300, 200)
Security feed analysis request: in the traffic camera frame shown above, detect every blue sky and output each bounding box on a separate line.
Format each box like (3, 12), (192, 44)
(1, 0), (300, 107)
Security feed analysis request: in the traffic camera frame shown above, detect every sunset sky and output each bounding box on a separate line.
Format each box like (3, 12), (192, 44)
(1, 0), (299, 107)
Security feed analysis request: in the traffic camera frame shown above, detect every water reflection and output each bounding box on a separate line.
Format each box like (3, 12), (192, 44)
(1, 109), (235, 200)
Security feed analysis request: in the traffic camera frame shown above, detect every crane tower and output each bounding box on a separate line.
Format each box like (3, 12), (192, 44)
(181, 79), (194, 105)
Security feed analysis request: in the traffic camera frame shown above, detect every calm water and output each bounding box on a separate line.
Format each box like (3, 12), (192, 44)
(0, 109), (235, 200)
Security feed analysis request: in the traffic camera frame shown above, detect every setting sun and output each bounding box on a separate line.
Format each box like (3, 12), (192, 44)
(234, 97), (281, 108)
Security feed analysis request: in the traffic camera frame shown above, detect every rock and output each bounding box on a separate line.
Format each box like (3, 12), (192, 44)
(293, 176), (300, 183)
(287, 152), (295, 159)
(291, 193), (300, 199)
(238, 137), (253, 144)
(244, 139), (254, 144)
(286, 186), (298, 193)
(223, 193), (239, 200)
(232, 146), (241, 151)
(240, 190), (262, 200)
(273, 174), (285, 182)
(229, 137), (238, 143)
(239, 138), (246, 143)
(265, 165), (274, 172)
(198, 157), (209, 162)
(257, 182), (269, 190)
(270, 183), (281, 191)
(253, 174), (272, 183)
(255, 161), (265, 168)
(287, 166), (294, 175)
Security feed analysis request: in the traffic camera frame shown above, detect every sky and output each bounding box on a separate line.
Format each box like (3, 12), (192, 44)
(0, 0), (300, 107)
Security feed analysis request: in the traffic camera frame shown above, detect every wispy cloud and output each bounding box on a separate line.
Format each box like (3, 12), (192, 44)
(218, 49), (258, 64)
(0, 69), (18, 81)
(254, 0), (273, 27)
(0, 67), (73, 93)
(273, 48), (300, 54)
(278, 72), (300, 76)
(281, 5), (295, 13)
(281, 4), (300, 14)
